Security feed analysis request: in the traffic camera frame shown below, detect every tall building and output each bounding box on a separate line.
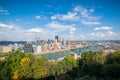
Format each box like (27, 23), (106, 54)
(62, 38), (65, 46)
(47, 39), (52, 44)
(23, 44), (33, 53)
(36, 46), (42, 54)
(36, 39), (45, 47)
(36, 39), (40, 46)
(55, 36), (59, 42)
(13, 43), (19, 51)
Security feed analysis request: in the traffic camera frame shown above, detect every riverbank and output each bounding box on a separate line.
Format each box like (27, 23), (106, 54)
(40, 49), (70, 55)
(39, 44), (104, 60)
(40, 46), (89, 55)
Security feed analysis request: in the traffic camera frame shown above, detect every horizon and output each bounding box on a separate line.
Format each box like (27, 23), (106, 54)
(0, 0), (120, 41)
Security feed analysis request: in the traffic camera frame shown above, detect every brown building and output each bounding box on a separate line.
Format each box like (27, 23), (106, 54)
(2, 46), (12, 53)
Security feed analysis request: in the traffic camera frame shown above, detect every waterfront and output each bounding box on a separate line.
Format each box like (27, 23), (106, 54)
(40, 43), (104, 60)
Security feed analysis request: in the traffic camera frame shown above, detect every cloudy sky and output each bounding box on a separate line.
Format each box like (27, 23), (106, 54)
(0, 0), (120, 41)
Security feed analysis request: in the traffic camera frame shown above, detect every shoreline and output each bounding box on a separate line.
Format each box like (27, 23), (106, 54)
(40, 49), (70, 55)
(40, 46), (89, 55)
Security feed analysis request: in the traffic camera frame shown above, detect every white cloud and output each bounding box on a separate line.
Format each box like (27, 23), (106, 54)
(90, 31), (116, 38)
(47, 21), (75, 31)
(81, 20), (100, 25)
(79, 31), (120, 40)
(0, 22), (14, 29)
(0, 22), (75, 41)
(51, 5), (101, 25)
(86, 31), (117, 39)
(70, 27), (76, 34)
(90, 32), (106, 37)
(47, 21), (76, 35)
(0, 27), (27, 41)
(106, 31), (116, 36)
(94, 26), (112, 31)
(51, 12), (79, 21)
(0, 7), (9, 15)
(74, 6), (99, 20)
(35, 16), (41, 19)
(74, 5), (101, 25)
(27, 28), (45, 34)
(51, 16), (57, 20)
(80, 35), (86, 38)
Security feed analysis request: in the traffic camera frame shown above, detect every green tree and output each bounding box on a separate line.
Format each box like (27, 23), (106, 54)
(19, 57), (33, 79)
(0, 61), (12, 80)
(63, 55), (78, 67)
(80, 51), (105, 78)
(102, 63), (120, 79)
(81, 63), (103, 77)
(2, 51), (24, 80)
(31, 58), (48, 79)
(106, 50), (120, 64)
(81, 51), (105, 64)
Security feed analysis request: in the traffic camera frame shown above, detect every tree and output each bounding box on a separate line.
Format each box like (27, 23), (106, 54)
(102, 63), (120, 79)
(81, 63), (102, 77)
(13, 70), (19, 80)
(106, 50), (120, 64)
(80, 51), (104, 78)
(81, 51), (105, 64)
(63, 55), (78, 67)
(0, 61), (12, 80)
(31, 58), (48, 79)
(19, 57), (33, 79)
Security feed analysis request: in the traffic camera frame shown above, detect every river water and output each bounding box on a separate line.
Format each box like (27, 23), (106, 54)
(40, 43), (104, 60)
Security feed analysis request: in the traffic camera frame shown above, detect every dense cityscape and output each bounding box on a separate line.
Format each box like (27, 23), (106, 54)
(0, 0), (120, 80)
(0, 35), (88, 55)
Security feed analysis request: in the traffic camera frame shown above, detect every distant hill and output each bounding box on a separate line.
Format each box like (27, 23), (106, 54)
(0, 41), (26, 45)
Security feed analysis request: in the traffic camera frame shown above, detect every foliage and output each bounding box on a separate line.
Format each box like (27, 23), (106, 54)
(102, 63), (120, 78)
(81, 63), (103, 77)
(31, 58), (48, 79)
(106, 50), (120, 64)
(13, 70), (19, 80)
(0, 50), (120, 80)
(0, 61), (12, 80)
(81, 51), (105, 64)
(64, 55), (78, 67)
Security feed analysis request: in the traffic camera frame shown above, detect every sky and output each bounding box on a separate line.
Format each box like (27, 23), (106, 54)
(0, 0), (120, 41)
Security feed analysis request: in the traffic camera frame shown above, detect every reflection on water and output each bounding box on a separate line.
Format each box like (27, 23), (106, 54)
(40, 44), (104, 60)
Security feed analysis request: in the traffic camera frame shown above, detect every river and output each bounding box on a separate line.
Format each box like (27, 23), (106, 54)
(40, 43), (104, 60)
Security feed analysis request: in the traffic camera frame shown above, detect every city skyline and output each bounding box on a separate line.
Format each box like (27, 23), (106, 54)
(0, 0), (120, 41)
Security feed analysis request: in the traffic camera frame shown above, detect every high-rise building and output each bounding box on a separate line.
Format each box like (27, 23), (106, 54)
(23, 44), (33, 53)
(36, 39), (45, 47)
(55, 36), (59, 42)
(47, 39), (53, 44)
(62, 38), (65, 46)
(13, 43), (19, 51)
(36, 46), (42, 54)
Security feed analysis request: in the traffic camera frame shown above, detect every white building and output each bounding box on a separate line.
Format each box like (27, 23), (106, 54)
(36, 46), (42, 54)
